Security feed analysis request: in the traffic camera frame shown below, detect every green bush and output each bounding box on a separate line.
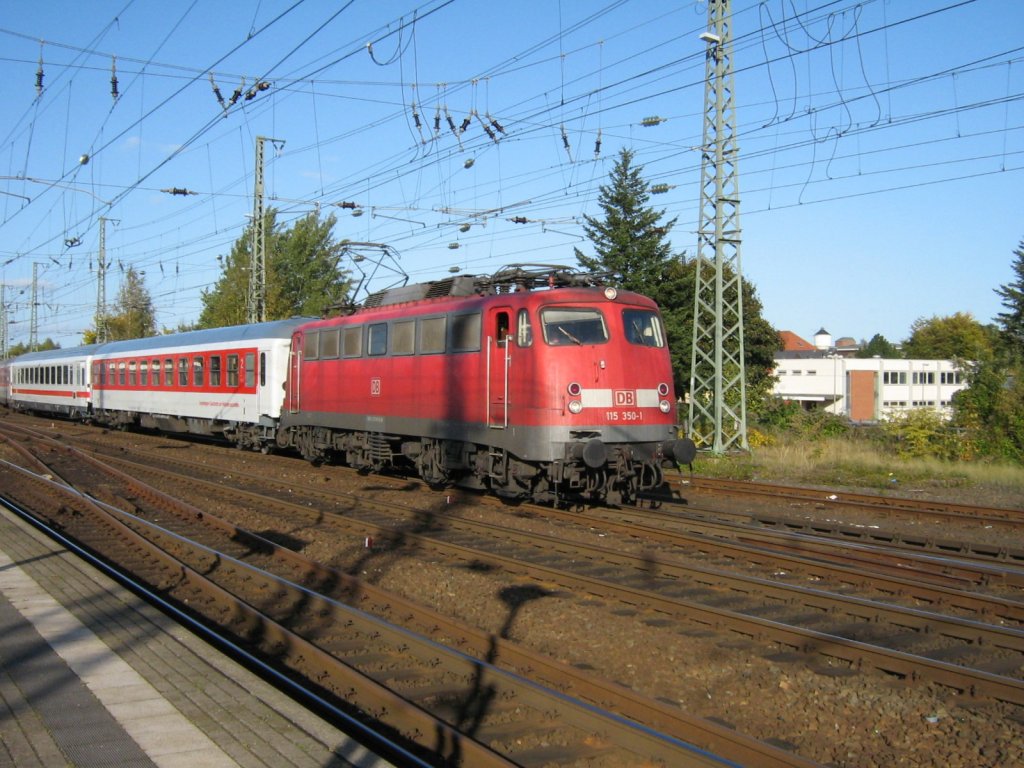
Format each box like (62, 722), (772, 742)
(879, 410), (964, 460)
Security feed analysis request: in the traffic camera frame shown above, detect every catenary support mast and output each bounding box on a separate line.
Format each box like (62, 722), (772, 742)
(248, 135), (284, 324)
(688, 0), (749, 452)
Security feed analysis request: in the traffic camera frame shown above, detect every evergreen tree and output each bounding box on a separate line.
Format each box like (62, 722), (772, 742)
(575, 147), (779, 405)
(994, 239), (1024, 358)
(575, 148), (675, 296)
(198, 209), (350, 328)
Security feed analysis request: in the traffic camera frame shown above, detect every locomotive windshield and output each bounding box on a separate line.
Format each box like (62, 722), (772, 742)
(541, 308), (608, 346)
(623, 309), (665, 348)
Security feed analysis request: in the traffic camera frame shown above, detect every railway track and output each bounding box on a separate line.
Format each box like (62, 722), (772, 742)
(0, 422), (804, 768)
(6, 421), (1024, 706)
(677, 475), (1024, 525)
(3, 414), (1023, 766)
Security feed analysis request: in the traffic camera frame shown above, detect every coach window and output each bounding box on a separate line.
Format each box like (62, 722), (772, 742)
(193, 357), (204, 387)
(151, 359), (161, 387)
(450, 312), (482, 352)
(368, 323), (387, 356)
(418, 317), (446, 354)
(139, 361), (148, 386)
(210, 355), (221, 387)
(178, 357), (189, 387)
(164, 359), (174, 387)
(517, 309), (533, 347)
(392, 320), (415, 355)
(244, 353), (256, 388)
(260, 353), (266, 387)
(227, 355), (239, 387)
(117, 362), (125, 386)
(108, 362), (116, 386)
(320, 329), (340, 359)
(343, 326), (363, 357)
(129, 361), (137, 386)
(623, 309), (664, 348)
(541, 308), (608, 346)
(304, 331), (319, 361)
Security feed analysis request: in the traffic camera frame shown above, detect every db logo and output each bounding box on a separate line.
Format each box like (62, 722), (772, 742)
(614, 390), (636, 406)
(370, 378), (382, 396)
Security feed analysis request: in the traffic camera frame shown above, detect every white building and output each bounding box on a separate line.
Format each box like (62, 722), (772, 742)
(774, 329), (967, 423)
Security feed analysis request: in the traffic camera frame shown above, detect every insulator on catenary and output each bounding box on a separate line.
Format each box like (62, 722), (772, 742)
(459, 114), (472, 133)
(594, 129), (602, 157)
(160, 187), (197, 196)
(561, 125), (571, 160)
(209, 73), (226, 109)
(228, 78), (245, 107)
(110, 57), (119, 101)
(433, 106), (441, 135)
(487, 114), (505, 134)
(245, 81), (269, 100)
(475, 112), (496, 143)
(35, 49), (44, 96)
(509, 216), (528, 224)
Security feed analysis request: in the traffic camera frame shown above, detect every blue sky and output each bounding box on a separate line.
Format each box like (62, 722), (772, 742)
(1, 0), (1021, 350)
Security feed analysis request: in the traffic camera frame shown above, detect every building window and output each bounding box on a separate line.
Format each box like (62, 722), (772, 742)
(883, 371), (907, 385)
(912, 371), (935, 385)
(940, 371), (962, 385)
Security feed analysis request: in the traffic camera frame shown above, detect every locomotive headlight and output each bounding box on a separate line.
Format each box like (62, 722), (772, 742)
(568, 400), (583, 414)
(603, 287), (618, 300)
(658, 383), (670, 396)
(566, 382), (582, 397)
(659, 399), (672, 413)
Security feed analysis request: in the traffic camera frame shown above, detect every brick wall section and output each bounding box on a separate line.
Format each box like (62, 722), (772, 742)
(849, 370), (877, 422)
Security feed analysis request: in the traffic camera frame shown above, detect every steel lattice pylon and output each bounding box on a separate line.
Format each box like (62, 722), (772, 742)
(247, 136), (269, 325)
(688, 0), (748, 453)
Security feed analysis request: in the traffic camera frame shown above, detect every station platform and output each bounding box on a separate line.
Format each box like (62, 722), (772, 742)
(0, 505), (395, 768)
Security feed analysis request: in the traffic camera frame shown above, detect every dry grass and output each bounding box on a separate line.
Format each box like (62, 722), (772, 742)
(691, 437), (1024, 509)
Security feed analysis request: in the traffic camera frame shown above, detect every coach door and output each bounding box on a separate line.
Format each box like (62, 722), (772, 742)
(487, 307), (512, 428)
(287, 334), (301, 413)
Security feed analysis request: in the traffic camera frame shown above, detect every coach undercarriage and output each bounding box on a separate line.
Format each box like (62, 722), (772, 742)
(277, 424), (667, 505)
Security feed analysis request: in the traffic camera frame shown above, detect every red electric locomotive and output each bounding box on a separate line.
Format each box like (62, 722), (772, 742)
(277, 265), (695, 504)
